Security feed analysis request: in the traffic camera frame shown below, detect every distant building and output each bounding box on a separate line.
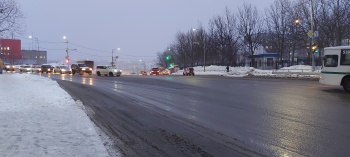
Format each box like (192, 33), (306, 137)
(21, 50), (47, 65)
(0, 39), (21, 64)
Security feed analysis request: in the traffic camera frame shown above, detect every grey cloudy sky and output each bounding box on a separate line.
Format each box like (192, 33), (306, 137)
(19, 0), (274, 64)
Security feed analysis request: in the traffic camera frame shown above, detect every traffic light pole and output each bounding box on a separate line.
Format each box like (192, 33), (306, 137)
(310, 0), (315, 71)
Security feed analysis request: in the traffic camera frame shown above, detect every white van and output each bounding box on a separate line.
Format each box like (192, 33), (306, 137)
(319, 46), (350, 92)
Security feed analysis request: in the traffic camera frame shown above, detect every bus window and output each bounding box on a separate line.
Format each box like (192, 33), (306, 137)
(324, 55), (338, 67)
(340, 49), (350, 65)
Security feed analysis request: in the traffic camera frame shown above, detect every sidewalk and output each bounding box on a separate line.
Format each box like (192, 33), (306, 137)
(0, 73), (110, 157)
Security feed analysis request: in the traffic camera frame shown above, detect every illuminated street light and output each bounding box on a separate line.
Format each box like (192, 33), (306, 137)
(63, 36), (69, 64)
(112, 48), (120, 67)
(29, 35), (39, 51)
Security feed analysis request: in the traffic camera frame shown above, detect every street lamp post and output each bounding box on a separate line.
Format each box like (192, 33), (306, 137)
(292, 18), (300, 66)
(112, 48), (120, 67)
(203, 35), (206, 72)
(192, 28), (206, 72)
(63, 36), (69, 63)
(29, 35), (39, 51)
(139, 60), (145, 71)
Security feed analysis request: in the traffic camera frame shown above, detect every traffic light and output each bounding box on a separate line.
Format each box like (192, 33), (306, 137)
(312, 45), (317, 50)
(311, 44), (319, 53)
(169, 63), (174, 67)
(165, 55), (171, 60)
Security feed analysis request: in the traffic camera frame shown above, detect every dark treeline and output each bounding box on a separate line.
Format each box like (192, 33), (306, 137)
(157, 0), (350, 68)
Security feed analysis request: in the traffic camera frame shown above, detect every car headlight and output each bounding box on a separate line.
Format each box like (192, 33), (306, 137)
(26, 68), (31, 70)
(48, 69), (51, 71)
(6, 66), (10, 68)
(89, 68), (92, 70)
(82, 68), (86, 70)
(62, 69), (66, 71)
(39, 69), (41, 71)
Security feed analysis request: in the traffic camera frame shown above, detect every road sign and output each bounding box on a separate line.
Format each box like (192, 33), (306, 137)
(313, 31), (319, 37)
(308, 30), (313, 38)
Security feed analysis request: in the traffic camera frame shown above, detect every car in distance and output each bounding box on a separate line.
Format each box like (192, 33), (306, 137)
(139, 71), (147, 75)
(96, 65), (122, 76)
(149, 68), (160, 75)
(5, 64), (15, 71)
(161, 69), (170, 75)
(53, 65), (71, 74)
(41, 64), (54, 73)
(71, 63), (92, 75)
(183, 67), (195, 76)
(19, 65), (32, 72)
(31, 65), (42, 73)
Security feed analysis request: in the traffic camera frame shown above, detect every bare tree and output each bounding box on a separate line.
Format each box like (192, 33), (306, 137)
(316, 0), (350, 46)
(238, 3), (263, 67)
(265, 0), (293, 67)
(208, 7), (241, 66)
(0, 0), (25, 37)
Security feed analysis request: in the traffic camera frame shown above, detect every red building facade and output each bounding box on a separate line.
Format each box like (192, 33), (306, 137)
(0, 39), (21, 63)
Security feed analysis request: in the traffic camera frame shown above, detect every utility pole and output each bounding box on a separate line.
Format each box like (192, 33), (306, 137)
(112, 49), (114, 67)
(63, 36), (69, 64)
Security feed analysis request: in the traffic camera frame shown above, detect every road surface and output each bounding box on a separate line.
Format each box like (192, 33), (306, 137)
(42, 73), (350, 157)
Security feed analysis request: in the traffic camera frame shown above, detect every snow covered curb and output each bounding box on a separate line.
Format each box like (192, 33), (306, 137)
(0, 73), (110, 156)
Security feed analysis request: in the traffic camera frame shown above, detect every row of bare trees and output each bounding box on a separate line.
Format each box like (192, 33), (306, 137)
(0, 0), (25, 64)
(158, 0), (350, 68)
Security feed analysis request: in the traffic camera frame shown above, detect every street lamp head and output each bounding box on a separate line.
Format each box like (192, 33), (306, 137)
(295, 19), (300, 24)
(192, 28), (196, 31)
(63, 36), (67, 40)
(29, 35), (32, 39)
(117, 48), (121, 51)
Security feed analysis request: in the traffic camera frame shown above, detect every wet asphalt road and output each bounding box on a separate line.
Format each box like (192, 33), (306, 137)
(41, 73), (350, 156)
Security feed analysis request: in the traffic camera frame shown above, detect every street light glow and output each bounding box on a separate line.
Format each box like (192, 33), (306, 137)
(29, 35), (32, 39)
(63, 36), (67, 40)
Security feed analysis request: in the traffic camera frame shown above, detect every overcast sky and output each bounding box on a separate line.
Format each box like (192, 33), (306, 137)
(18, 0), (275, 64)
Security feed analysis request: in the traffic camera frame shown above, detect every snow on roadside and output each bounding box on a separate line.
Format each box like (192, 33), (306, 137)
(0, 73), (110, 156)
(171, 65), (319, 79)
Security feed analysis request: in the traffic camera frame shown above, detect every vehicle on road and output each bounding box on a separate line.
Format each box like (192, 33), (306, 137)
(139, 71), (147, 75)
(5, 64), (15, 71)
(19, 65), (32, 72)
(320, 46), (350, 92)
(31, 65), (42, 73)
(150, 68), (160, 75)
(77, 60), (94, 70)
(183, 67), (195, 76)
(96, 65), (121, 76)
(53, 65), (71, 74)
(71, 63), (92, 75)
(161, 69), (170, 75)
(41, 64), (54, 73)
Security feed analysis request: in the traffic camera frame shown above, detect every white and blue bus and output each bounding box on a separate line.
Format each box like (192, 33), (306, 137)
(320, 46), (350, 92)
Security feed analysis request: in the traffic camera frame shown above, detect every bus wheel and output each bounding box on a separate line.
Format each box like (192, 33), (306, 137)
(343, 78), (350, 92)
